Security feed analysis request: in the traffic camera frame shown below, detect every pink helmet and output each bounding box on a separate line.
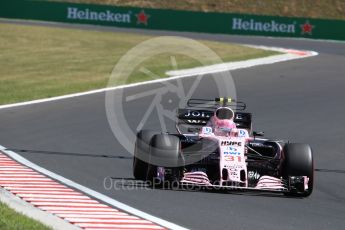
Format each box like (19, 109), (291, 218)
(212, 107), (236, 129)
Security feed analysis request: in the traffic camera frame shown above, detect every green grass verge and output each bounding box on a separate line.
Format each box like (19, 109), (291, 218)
(0, 202), (51, 230)
(55, 0), (345, 20)
(0, 22), (278, 105)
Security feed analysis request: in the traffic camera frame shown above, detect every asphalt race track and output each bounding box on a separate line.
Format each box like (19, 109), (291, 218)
(1, 21), (345, 229)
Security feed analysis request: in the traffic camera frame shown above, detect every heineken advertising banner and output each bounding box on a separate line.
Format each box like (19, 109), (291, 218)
(1, 0), (345, 40)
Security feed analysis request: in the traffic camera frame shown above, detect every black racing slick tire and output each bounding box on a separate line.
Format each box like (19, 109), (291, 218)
(283, 143), (314, 197)
(147, 134), (181, 181)
(133, 130), (157, 180)
(149, 134), (181, 167)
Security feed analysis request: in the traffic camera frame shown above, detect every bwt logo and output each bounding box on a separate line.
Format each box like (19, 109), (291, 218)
(226, 146), (238, 151)
(224, 151), (241, 155)
(221, 141), (242, 146)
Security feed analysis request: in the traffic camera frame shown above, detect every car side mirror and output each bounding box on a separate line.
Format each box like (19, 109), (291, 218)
(253, 131), (264, 137)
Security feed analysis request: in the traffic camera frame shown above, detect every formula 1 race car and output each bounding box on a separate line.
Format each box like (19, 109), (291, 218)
(133, 98), (314, 197)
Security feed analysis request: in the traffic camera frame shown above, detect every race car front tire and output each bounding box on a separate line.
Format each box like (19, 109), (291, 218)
(147, 134), (181, 181)
(133, 130), (157, 180)
(283, 143), (314, 197)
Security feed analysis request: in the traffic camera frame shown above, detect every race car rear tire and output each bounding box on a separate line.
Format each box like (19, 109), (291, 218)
(147, 134), (181, 181)
(283, 143), (314, 197)
(133, 130), (157, 180)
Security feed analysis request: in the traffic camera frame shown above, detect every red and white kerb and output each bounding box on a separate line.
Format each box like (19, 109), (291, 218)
(0, 152), (165, 230)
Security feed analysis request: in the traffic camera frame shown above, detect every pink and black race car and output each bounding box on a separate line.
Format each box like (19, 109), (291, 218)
(133, 98), (313, 197)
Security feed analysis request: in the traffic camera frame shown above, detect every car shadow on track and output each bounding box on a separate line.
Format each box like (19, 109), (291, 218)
(5, 148), (132, 160)
(315, 168), (345, 174)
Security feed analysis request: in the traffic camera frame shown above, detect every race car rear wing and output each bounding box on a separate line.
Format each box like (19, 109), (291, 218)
(177, 108), (252, 132)
(176, 98), (251, 133)
(187, 98), (246, 111)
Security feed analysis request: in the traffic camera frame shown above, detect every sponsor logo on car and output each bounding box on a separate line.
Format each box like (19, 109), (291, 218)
(201, 126), (212, 134)
(249, 142), (265, 147)
(235, 113), (244, 120)
(187, 119), (207, 124)
(184, 110), (211, 118)
(225, 146), (238, 151)
(224, 151), (241, 155)
(221, 141), (242, 146)
(248, 171), (261, 180)
(238, 129), (248, 137)
(228, 170), (238, 176)
(225, 165), (244, 169)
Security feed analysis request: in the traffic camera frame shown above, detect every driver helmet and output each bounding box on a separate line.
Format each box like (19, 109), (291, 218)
(212, 107), (236, 132)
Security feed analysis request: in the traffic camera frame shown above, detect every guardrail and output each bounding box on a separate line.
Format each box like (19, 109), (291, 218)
(1, 0), (345, 41)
